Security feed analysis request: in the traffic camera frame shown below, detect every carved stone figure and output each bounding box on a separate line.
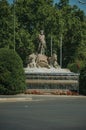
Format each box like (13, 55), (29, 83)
(27, 52), (59, 68)
(36, 54), (50, 68)
(48, 53), (59, 68)
(28, 53), (37, 68)
(38, 30), (46, 55)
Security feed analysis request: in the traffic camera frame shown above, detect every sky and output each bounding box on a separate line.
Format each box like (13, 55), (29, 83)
(54, 0), (86, 14)
(8, 0), (86, 14)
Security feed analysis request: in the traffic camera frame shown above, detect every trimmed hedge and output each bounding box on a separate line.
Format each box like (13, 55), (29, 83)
(79, 65), (86, 95)
(67, 62), (86, 95)
(0, 48), (26, 95)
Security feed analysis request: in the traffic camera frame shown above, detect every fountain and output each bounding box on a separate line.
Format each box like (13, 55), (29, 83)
(24, 30), (79, 94)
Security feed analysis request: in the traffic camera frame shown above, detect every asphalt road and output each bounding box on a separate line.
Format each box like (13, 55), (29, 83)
(0, 96), (86, 130)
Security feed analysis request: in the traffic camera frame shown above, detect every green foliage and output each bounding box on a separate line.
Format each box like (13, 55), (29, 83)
(0, 0), (13, 48)
(0, 48), (26, 95)
(15, 28), (35, 66)
(0, 0), (86, 94)
(79, 64), (86, 95)
(67, 60), (86, 95)
(58, 0), (69, 9)
(67, 63), (79, 73)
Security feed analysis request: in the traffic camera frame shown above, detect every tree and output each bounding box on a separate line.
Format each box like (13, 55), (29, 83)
(57, 0), (69, 9)
(0, 0), (13, 49)
(57, 4), (84, 67)
(15, 28), (35, 66)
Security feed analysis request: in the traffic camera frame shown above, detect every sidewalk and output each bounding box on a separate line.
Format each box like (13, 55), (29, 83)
(0, 94), (85, 103)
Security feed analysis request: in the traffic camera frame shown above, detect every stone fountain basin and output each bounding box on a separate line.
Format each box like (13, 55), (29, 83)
(24, 67), (79, 92)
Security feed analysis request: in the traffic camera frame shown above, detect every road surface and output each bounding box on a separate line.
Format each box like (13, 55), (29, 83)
(0, 96), (86, 130)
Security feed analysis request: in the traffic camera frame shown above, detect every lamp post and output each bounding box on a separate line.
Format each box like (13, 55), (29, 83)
(60, 34), (62, 68)
(13, 0), (15, 51)
(51, 35), (53, 57)
(59, 17), (63, 68)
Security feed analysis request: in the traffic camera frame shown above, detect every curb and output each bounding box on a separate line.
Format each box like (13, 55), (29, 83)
(0, 97), (32, 103)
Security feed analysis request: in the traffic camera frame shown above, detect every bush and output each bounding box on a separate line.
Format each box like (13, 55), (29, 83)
(79, 65), (86, 95)
(0, 48), (26, 95)
(67, 63), (79, 73)
(67, 61), (86, 95)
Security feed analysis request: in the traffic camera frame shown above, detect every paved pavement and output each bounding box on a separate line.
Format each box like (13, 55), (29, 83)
(0, 94), (86, 102)
(0, 95), (86, 130)
(0, 94), (85, 103)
